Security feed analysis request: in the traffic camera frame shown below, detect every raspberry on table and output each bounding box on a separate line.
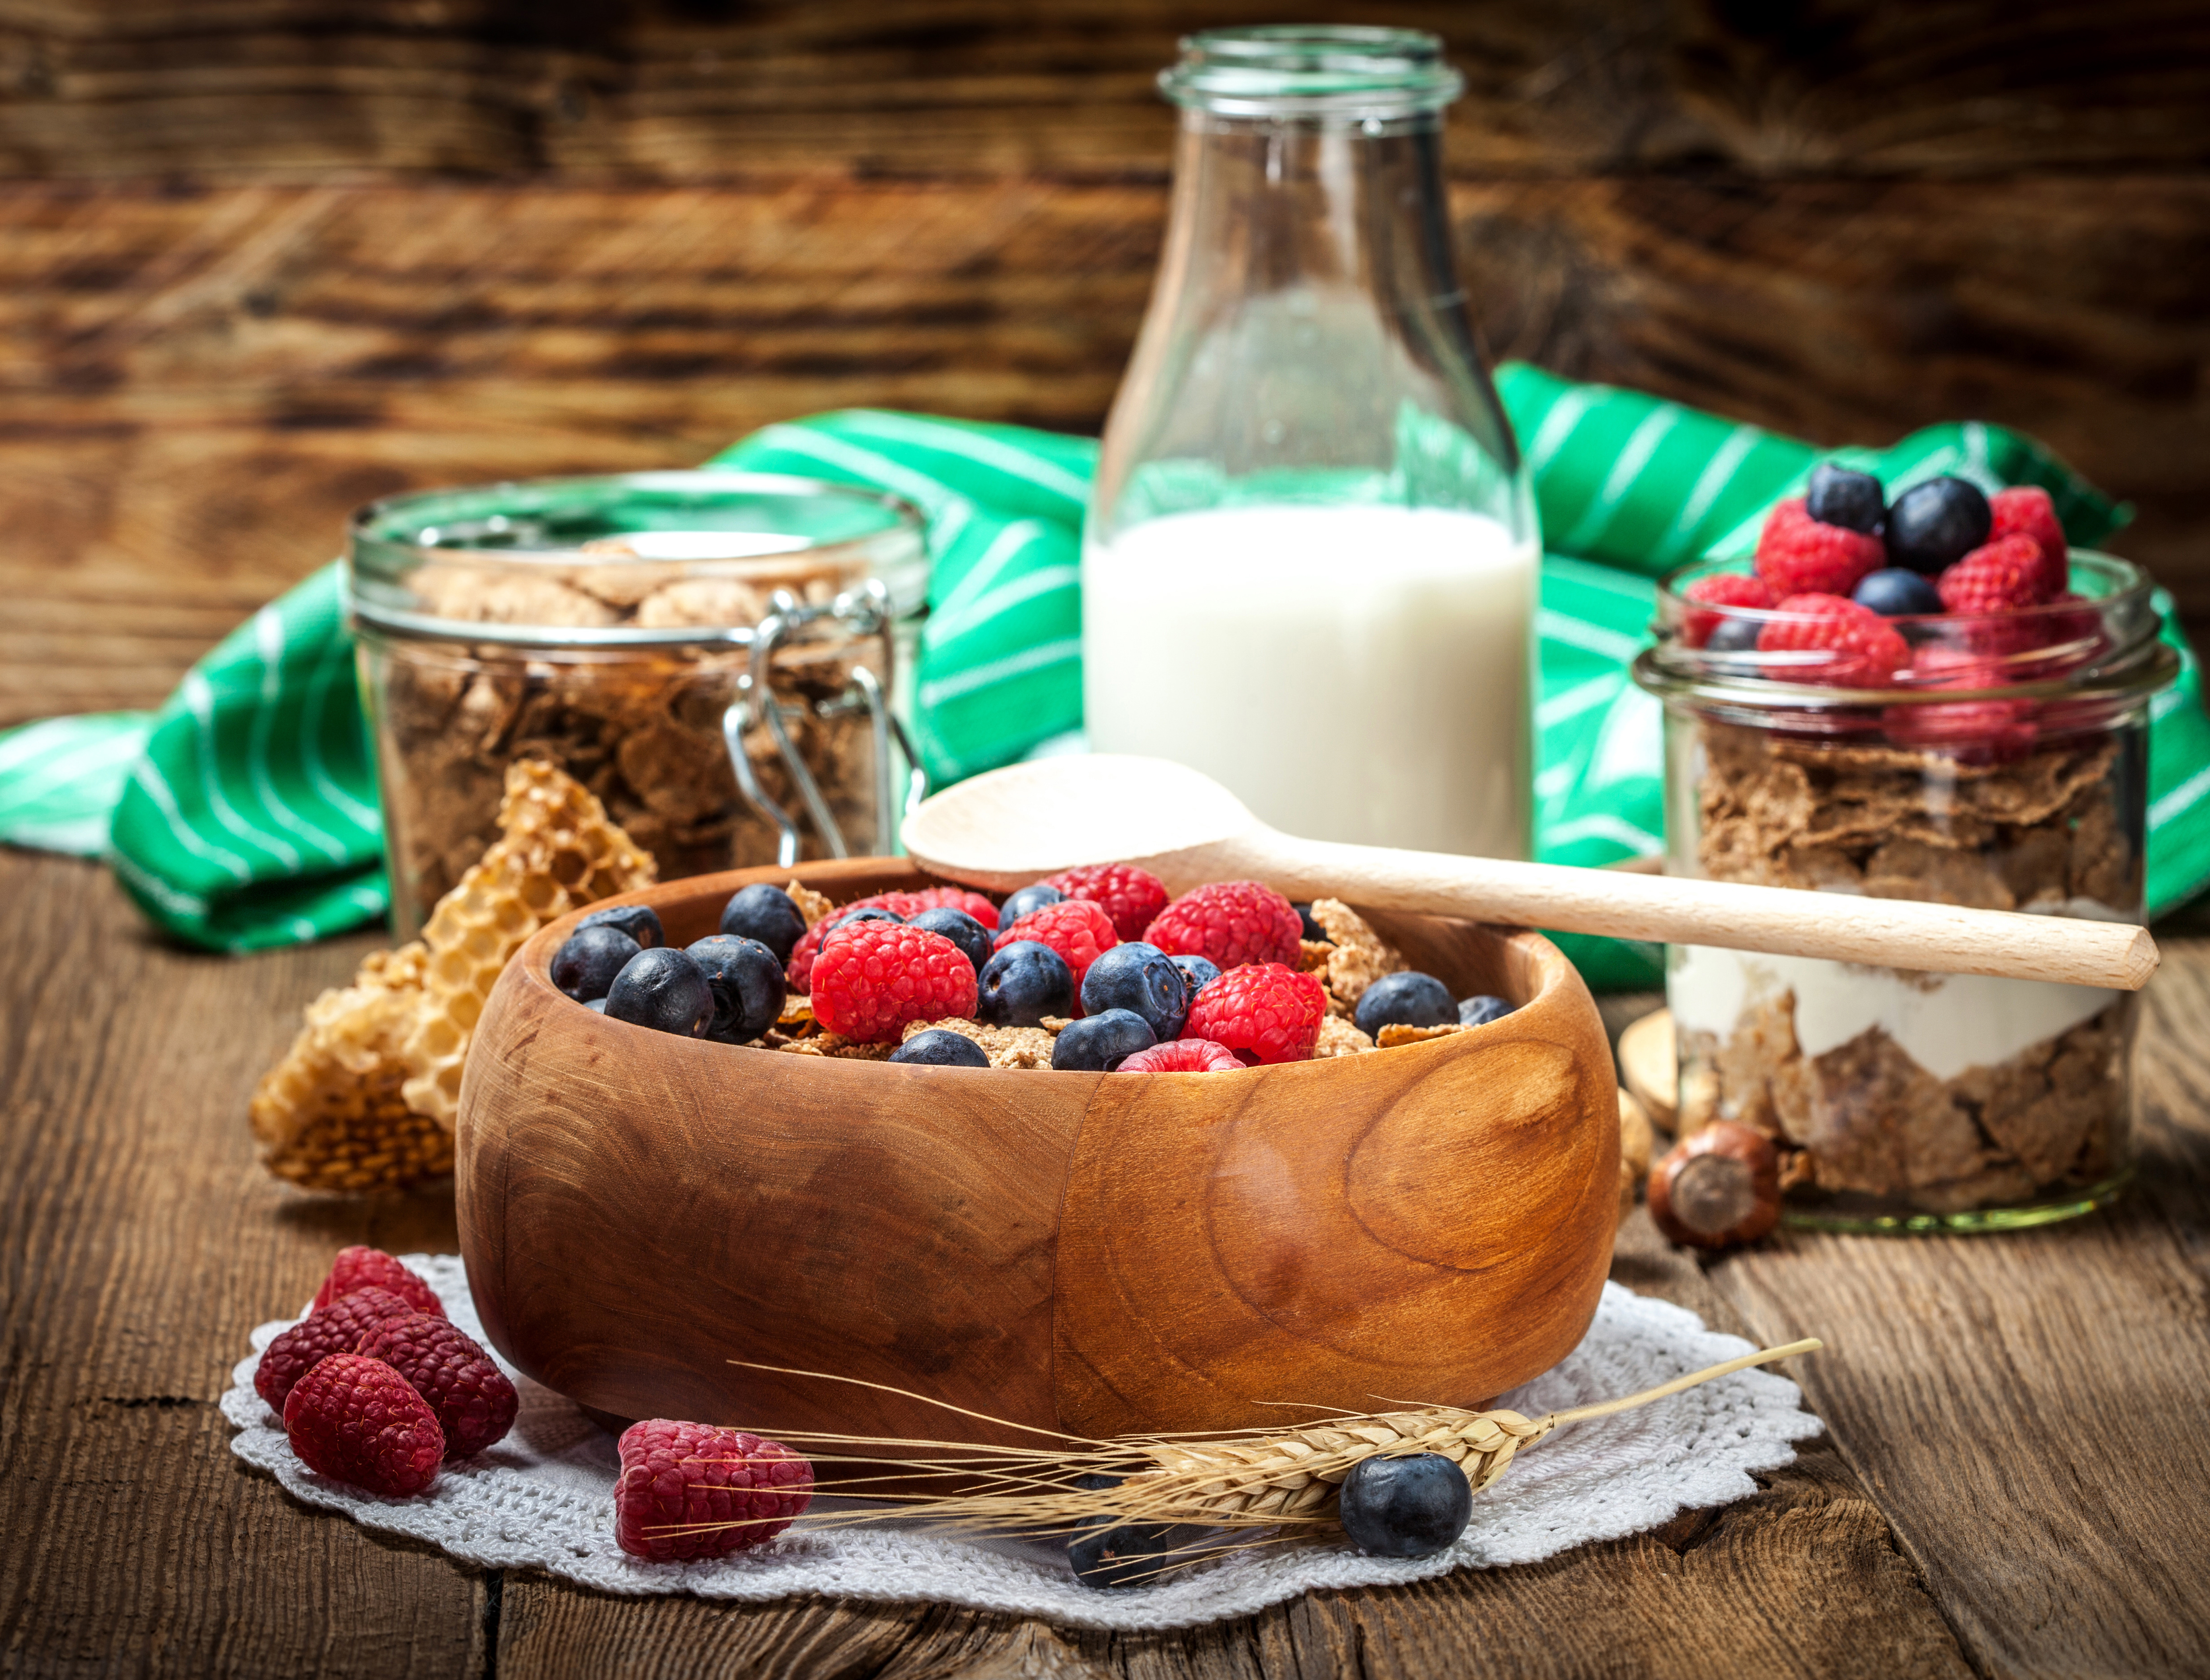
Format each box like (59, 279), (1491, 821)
(356, 1311), (519, 1461)
(1185, 963), (1327, 1064)
(1753, 498), (1885, 598)
(283, 1353), (446, 1497)
(993, 898), (1120, 1004)
(312, 1247), (446, 1319)
(255, 1286), (418, 1413)
(1681, 573), (1775, 648)
(1756, 593), (1910, 688)
(1047, 863), (1170, 942)
(1939, 534), (2051, 615)
(1989, 486), (2068, 596)
(1142, 881), (1302, 971)
(614, 1420), (813, 1561)
(1117, 1038), (1243, 1073)
(810, 923), (978, 1044)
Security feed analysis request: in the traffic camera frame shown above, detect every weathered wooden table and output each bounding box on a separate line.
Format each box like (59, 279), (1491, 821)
(4, 845), (2205, 1678)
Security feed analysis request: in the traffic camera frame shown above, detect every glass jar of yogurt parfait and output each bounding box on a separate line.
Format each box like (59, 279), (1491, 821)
(1634, 551), (2175, 1231)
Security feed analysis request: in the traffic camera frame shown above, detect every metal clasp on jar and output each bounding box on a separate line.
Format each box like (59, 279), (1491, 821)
(720, 578), (929, 867)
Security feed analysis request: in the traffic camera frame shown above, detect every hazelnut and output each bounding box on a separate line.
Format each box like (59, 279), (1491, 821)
(1648, 1121), (1782, 1250)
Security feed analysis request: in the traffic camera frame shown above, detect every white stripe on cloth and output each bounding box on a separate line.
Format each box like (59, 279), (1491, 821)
(2149, 761), (2210, 832)
(744, 425), (975, 553)
(1559, 407), (1681, 553)
(125, 759), (253, 882)
(833, 412), (1091, 506)
(1537, 611), (1644, 664)
(916, 637), (1083, 708)
(184, 670), (302, 870)
(106, 843), (214, 915)
(0, 726), (145, 814)
(0, 715), (140, 777)
(929, 518), (1050, 622)
(1522, 387), (1599, 477)
(1543, 812), (1664, 854)
(1651, 424), (1761, 565)
(1536, 671), (1625, 730)
(253, 608), (351, 863)
(299, 639), (380, 833)
(926, 565), (1080, 650)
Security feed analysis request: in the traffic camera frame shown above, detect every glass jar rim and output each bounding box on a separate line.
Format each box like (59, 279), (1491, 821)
(1634, 549), (2176, 710)
(346, 470), (927, 649)
(1159, 26), (1463, 118)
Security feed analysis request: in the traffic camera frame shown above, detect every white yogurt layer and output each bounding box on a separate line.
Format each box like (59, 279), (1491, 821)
(1667, 942), (2117, 1082)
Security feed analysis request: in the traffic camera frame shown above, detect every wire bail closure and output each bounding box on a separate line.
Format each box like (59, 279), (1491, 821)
(721, 578), (929, 868)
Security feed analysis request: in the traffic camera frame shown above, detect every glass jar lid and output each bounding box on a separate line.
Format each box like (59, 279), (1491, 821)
(1159, 27), (1463, 119)
(346, 471), (928, 649)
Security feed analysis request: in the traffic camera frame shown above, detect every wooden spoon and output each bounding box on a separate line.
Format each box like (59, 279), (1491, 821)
(901, 754), (2158, 990)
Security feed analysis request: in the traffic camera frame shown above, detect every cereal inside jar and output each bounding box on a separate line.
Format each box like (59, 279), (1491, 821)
(1634, 475), (2176, 1231)
(347, 474), (929, 938)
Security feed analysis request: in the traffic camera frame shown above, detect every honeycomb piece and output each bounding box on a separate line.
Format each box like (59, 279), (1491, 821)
(251, 973), (453, 1193)
(398, 760), (657, 1129)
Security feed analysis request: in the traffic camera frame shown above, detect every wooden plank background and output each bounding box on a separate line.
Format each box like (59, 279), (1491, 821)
(1, 0), (2207, 727)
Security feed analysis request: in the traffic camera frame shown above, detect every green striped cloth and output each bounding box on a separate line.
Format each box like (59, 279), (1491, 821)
(7, 366), (2207, 992)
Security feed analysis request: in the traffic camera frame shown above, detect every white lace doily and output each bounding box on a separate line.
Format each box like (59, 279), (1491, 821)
(224, 1255), (1821, 1632)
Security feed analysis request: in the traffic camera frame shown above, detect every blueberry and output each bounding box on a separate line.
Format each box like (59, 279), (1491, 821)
(603, 946), (715, 1037)
(585, 997), (607, 1013)
(1354, 971), (1457, 1038)
(577, 903), (663, 950)
(1853, 567), (1943, 618)
(1804, 463), (1885, 535)
(999, 882), (1063, 926)
(718, 884), (807, 963)
(1052, 1009), (1158, 1072)
(685, 934), (787, 1043)
(976, 940), (1074, 1028)
(1705, 615), (1764, 654)
(829, 905), (903, 933)
(550, 924), (639, 1002)
(1457, 994), (1514, 1027)
(1293, 902), (1327, 942)
(1885, 476), (1991, 576)
(1080, 942), (1190, 1041)
(907, 907), (993, 973)
(1337, 1452), (1472, 1558)
(1067, 1474), (1197, 1591)
(1170, 954), (1221, 996)
(889, 1028), (991, 1068)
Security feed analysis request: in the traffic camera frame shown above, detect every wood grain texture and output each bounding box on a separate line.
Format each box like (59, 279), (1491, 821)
(0, 0), (2204, 181)
(457, 860), (1618, 1441)
(1716, 948), (2210, 1678)
(0, 848), (482, 1679)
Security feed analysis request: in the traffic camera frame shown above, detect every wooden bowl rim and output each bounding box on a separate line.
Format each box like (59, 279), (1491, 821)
(511, 857), (1589, 1078)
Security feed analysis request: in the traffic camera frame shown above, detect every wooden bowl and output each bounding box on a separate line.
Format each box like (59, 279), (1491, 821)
(456, 860), (1620, 1448)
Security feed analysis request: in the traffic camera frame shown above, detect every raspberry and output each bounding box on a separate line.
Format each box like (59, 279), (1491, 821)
(283, 1353), (445, 1497)
(312, 1247), (446, 1319)
(1118, 1038), (1243, 1073)
(356, 1311), (519, 1461)
(1184, 963), (1327, 1065)
(784, 920), (827, 991)
(1884, 643), (2036, 762)
(255, 1286), (417, 1414)
(1938, 534), (2051, 615)
(1753, 498), (1885, 598)
(1681, 573), (1775, 648)
(614, 1420), (813, 1561)
(896, 885), (1001, 930)
(1046, 863), (1170, 942)
(1142, 881), (1302, 971)
(1756, 594), (1909, 688)
(810, 922), (978, 1043)
(993, 898), (1120, 1002)
(1990, 486), (2068, 595)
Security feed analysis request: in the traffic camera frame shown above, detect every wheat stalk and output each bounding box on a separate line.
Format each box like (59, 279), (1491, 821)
(720, 1337), (1821, 1539)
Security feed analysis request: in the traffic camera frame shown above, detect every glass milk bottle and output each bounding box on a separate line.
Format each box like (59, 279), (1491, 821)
(1086, 26), (1539, 858)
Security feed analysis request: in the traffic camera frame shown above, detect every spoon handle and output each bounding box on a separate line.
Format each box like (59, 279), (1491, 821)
(1233, 836), (2157, 990)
